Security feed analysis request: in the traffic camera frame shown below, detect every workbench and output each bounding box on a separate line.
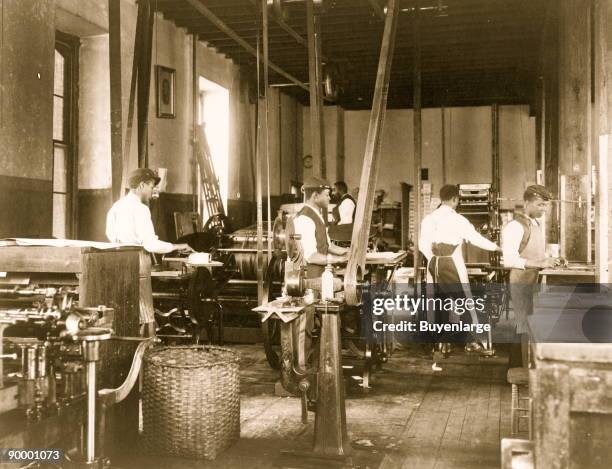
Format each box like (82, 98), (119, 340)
(539, 264), (595, 284)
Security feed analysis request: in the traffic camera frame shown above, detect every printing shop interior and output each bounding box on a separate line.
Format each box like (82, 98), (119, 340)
(2, 0), (612, 468)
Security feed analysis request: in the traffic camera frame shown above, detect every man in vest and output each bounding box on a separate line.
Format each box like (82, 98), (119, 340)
(331, 181), (356, 225)
(291, 177), (348, 376)
(502, 184), (558, 367)
(420, 184), (501, 368)
(294, 176), (349, 279)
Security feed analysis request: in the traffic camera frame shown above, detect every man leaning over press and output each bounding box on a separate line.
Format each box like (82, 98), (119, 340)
(502, 184), (559, 367)
(106, 168), (193, 336)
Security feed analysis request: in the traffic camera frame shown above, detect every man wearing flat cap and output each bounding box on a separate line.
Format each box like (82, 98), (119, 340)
(106, 168), (192, 335)
(106, 168), (192, 254)
(502, 184), (559, 366)
(294, 176), (349, 279)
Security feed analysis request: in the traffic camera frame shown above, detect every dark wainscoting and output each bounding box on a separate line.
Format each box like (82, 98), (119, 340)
(226, 199), (254, 231)
(78, 188), (112, 241)
(150, 192), (194, 243)
(0, 175), (52, 238)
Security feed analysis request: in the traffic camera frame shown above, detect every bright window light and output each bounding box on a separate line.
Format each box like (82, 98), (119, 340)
(199, 77), (229, 212)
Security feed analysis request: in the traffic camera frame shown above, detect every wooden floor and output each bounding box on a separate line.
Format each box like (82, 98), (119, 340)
(116, 340), (517, 469)
(379, 372), (513, 468)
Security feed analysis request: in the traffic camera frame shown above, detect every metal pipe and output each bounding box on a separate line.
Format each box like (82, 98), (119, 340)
(270, 82), (310, 88)
(86, 360), (96, 463)
(306, 0), (326, 177)
(255, 0), (265, 305)
(262, 0), (273, 261)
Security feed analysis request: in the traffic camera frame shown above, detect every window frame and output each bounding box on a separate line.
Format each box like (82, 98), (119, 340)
(53, 31), (80, 238)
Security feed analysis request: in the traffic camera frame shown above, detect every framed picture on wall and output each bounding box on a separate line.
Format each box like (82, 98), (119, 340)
(156, 65), (176, 118)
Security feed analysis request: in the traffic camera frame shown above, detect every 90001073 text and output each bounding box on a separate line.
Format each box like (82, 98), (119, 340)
(0, 448), (64, 463)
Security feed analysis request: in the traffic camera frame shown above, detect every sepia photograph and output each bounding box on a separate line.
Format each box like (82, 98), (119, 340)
(0, 0), (611, 468)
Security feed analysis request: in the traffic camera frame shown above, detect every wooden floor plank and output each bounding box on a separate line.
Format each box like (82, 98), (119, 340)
(380, 349), (511, 469)
(459, 381), (492, 449)
(483, 383), (502, 444)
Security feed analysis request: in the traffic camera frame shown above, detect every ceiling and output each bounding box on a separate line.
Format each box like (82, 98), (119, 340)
(155, 0), (550, 109)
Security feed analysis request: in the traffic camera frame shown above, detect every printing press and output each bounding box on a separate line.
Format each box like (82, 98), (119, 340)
(151, 209), (406, 392)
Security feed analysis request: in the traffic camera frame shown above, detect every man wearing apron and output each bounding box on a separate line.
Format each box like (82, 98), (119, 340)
(106, 168), (193, 336)
(292, 177), (349, 373)
(420, 185), (500, 369)
(502, 184), (557, 367)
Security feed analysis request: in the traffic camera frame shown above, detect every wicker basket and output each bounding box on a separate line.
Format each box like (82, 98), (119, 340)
(142, 346), (240, 460)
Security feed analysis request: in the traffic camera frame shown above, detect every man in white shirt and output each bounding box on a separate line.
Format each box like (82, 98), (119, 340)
(502, 184), (557, 367)
(106, 168), (191, 254)
(106, 168), (192, 335)
(419, 184), (500, 364)
(331, 181), (356, 225)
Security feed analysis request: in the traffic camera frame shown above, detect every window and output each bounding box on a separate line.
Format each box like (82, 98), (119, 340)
(198, 77), (230, 217)
(53, 32), (79, 238)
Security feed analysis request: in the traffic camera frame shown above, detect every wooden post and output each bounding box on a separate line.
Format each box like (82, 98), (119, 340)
(413, 0), (422, 282)
(306, 0), (326, 178)
(109, 0), (123, 202)
(441, 106), (447, 185)
(336, 108), (345, 181)
(122, 0), (144, 191)
(593, 0), (609, 282)
(136, 0), (154, 168)
(535, 77), (545, 175)
(543, 4), (560, 243)
(557, 0), (591, 262)
(192, 34), (199, 212)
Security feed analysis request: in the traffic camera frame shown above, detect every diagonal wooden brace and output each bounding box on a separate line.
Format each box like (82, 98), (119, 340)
(344, 0), (400, 305)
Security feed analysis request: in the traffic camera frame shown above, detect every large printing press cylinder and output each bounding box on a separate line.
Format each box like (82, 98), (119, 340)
(222, 221), (286, 283)
(228, 229), (275, 280)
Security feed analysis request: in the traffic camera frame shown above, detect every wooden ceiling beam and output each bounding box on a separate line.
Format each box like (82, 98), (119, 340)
(218, 38), (536, 59)
(173, 11), (544, 35)
(182, 0), (309, 92)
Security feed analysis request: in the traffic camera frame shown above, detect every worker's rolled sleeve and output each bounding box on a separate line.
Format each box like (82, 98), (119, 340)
(502, 220), (527, 269)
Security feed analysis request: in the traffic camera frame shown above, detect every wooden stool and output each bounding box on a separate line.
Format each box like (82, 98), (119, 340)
(507, 367), (530, 437)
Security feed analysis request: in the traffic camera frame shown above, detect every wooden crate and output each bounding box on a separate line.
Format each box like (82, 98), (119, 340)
(531, 343), (612, 468)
